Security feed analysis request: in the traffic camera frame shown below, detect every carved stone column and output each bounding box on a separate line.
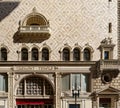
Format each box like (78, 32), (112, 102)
(92, 101), (98, 108)
(118, 0), (120, 59)
(54, 72), (62, 108)
(8, 72), (14, 108)
(92, 95), (98, 108)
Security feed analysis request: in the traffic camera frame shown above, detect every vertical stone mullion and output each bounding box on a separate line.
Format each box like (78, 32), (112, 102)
(71, 51), (73, 61)
(43, 79), (45, 96)
(28, 51), (31, 61)
(118, 1), (120, 59)
(24, 79), (26, 95)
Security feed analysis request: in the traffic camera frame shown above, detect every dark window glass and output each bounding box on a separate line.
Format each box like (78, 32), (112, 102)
(108, 0), (112, 2)
(83, 48), (90, 61)
(108, 23), (112, 33)
(1, 48), (7, 61)
(69, 104), (80, 108)
(104, 51), (109, 60)
(73, 48), (80, 61)
(32, 48), (38, 60)
(21, 48), (28, 61)
(63, 48), (70, 61)
(42, 48), (49, 61)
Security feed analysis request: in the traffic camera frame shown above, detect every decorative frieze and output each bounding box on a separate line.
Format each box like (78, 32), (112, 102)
(13, 66), (58, 72)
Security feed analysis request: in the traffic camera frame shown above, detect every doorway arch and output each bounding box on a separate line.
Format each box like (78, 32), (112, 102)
(15, 75), (54, 108)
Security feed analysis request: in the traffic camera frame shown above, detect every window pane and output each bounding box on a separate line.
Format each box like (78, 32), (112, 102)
(84, 48), (90, 61)
(0, 74), (8, 92)
(71, 74), (90, 92)
(104, 51), (109, 60)
(81, 74), (89, 92)
(69, 104), (80, 108)
(62, 74), (70, 91)
(42, 48), (49, 61)
(72, 74), (80, 89)
(17, 80), (24, 95)
(63, 48), (70, 61)
(26, 77), (43, 95)
(21, 48), (28, 60)
(73, 48), (80, 61)
(45, 80), (53, 95)
(17, 76), (53, 96)
(32, 48), (38, 60)
(1, 48), (7, 61)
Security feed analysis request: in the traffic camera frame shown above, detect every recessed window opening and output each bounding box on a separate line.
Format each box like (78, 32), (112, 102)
(108, 23), (112, 33)
(21, 48), (28, 61)
(42, 48), (49, 61)
(26, 16), (47, 26)
(30, 23), (40, 25)
(1, 48), (7, 61)
(32, 48), (38, 60)
(63, 48), (70, 61)
(73, 48), (80, 61)
(62, 74), (90, 92)
(104, 51), (109, 60)
(83, 48), (91, 61)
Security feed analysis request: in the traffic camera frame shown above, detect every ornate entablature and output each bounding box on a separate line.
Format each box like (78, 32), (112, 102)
(14, 8), (50, 43)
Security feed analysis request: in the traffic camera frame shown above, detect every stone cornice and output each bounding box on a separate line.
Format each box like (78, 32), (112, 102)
(0, 61), (96, 66)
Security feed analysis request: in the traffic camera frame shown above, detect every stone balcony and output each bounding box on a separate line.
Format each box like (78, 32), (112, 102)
(15, 25), (51, 42)
(99, 60), (120, 71)
(19, 25), (50, 34)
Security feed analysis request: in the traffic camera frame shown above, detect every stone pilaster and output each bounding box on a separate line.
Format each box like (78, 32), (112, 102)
(8, 72), (14, 108)
(118, 0), (120, 59)
(54, 72), (62, 108)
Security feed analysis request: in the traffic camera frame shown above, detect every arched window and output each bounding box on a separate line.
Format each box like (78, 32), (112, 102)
(73, 48), (80, 61)
(1, 48), (7, 61)
(17, 76), (53, 95)
(21, 48), (28, 61)
(42, 48), (49, 61)
(32, 48), (38, 60)
(83, 48), (91, 61)
(63, 48), (70, 61)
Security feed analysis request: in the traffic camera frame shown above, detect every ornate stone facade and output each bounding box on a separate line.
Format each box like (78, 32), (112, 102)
(0, 0), (119, 108)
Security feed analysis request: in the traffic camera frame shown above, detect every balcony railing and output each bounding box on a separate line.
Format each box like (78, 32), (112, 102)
(99, 60), (120, 70)
(18, 25), (50, 34)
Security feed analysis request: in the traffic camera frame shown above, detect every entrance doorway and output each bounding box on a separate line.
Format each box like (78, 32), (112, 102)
(16, 99), (53, 108)
(99, 98), (111, 108)
(69, 104), (80, 108)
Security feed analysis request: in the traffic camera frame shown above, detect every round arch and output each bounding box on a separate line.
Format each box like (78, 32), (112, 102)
(15, 74), (55, 96)
(21, 8), (49, 26)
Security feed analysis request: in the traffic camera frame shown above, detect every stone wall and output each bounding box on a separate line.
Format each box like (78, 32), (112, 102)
(0, 0), (118, 61)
